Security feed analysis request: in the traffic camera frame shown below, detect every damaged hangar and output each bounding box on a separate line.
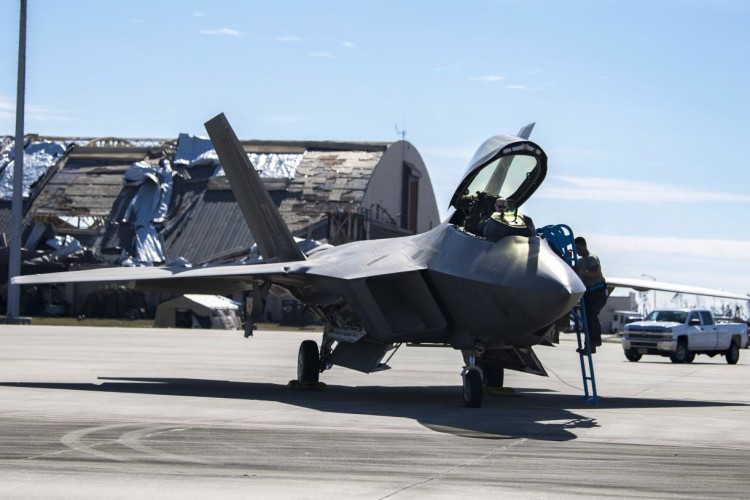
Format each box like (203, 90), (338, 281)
(1, 131), (441, 321)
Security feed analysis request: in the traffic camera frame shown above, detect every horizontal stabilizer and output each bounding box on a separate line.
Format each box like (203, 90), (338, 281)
(204, 113), (306, 263)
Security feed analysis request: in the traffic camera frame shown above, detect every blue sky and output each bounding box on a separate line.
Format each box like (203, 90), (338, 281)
(2, 0), (749, 309)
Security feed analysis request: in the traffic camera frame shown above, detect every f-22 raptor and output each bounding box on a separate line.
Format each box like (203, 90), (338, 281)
(14, 114), (592, 408)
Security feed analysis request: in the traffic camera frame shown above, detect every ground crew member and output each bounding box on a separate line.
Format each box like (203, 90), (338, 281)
(574, 236), (607, 353)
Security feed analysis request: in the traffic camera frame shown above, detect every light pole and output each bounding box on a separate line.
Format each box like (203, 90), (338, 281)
(642, 274), (657, 313)
(7, 0), (27, 321)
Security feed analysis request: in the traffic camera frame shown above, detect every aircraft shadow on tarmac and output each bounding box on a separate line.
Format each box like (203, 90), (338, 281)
(3, 378), (747, 442)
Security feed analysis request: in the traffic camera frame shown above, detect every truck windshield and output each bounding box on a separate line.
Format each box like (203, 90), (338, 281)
(644, 311), (687, 323)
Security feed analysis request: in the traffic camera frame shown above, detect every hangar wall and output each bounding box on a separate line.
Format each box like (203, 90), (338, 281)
(361, 141), (441, 234)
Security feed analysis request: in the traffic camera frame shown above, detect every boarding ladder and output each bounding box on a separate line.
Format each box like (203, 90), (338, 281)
(537, 224), (598, 404)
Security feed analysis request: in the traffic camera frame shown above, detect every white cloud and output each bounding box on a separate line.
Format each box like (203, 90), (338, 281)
(200, 28), (242, 37)
(504, 85), (527, 90)
(594, 234), (750, 261)
(537, 176), (750, 204)
(0, 95), (72, 123)
(467, 75), (506, 82)
(309, 51), (335, 58)
(340, 41), (355, 48)
(588, 233), (750, 298)
(276, 36), (303, 42)
(192, 12), (206, 17)
(0, 96), (14, 120)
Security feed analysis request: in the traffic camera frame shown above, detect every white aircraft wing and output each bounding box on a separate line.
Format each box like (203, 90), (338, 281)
(607, 276), (749, 301)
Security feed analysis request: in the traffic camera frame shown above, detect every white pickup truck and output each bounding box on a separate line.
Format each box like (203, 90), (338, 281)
(622, 309), (748, 364)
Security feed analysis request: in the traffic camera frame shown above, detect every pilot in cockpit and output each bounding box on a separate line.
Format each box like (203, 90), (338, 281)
(481, 195), (534, 241)
(493, 196), (507, 216)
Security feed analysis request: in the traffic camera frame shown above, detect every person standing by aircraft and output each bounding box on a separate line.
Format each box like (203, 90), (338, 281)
(574, 237), (607, 353)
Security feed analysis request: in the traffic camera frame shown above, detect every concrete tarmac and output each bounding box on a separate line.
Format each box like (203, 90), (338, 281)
(1, 325), (748, 499)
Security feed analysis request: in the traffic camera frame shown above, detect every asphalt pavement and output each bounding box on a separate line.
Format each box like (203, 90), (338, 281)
(1, 325), (748, 499)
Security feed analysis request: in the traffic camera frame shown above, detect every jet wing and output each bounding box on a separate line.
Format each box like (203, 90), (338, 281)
(607, 277), (749, 301)
(12, 250), (427, 295)
(13, 265), (181, 285)
(12, 261), (299, 295)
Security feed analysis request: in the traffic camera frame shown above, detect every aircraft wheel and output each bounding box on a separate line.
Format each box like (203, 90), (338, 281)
(462, 369), (483, 408)
(625, 350), (642, 362)
(670, 341), (689, 363)
(481, 362), (504, 387)
(726, 341), (740, 365)
(298, 340), (320, 383)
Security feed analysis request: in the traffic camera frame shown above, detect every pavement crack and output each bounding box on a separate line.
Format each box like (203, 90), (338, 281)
(378, 437), (529, 499)
(632, 366), (706, 397)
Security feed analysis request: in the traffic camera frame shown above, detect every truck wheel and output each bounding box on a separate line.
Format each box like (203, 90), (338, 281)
(670, 341), (689, 363)
(726, 341), (740, 365)
(625, 350), (642, 362)
(685, 352), (695, 363)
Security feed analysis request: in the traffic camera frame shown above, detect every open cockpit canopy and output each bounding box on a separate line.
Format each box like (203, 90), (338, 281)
(450, 135), (547, 211)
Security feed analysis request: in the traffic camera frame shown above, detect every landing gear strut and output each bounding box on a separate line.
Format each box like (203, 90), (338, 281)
(461, 355), (484, 408)
(480, 361), (504, 388)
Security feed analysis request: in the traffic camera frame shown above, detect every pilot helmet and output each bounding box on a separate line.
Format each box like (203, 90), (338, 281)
(494, 196), (507, 212)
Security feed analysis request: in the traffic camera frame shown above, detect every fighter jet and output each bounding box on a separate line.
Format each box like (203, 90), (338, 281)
(13, 114), (591, 408)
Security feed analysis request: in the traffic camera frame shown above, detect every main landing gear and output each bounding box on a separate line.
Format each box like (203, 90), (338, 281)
(296, 339), (505, 407)
(297, 340), (320, 383)
(462, 355), (484, 408)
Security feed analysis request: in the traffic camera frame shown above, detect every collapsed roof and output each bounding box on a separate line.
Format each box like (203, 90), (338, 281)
(4, 130), (435, 270)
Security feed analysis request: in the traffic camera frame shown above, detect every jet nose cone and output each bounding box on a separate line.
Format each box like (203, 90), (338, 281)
(532, 243), (586, 320)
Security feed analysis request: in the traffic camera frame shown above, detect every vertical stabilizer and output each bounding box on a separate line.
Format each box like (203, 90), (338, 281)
(205, 113), (306, 262)
(517, 123), (535, 139)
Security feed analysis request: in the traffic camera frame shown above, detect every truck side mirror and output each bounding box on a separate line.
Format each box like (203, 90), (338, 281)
(689, 318), (701, 326)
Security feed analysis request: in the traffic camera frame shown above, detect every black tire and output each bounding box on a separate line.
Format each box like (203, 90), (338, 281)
(481, 362), (504, 387)
(670, 341), (689, 363)
(685, 352), (695, 363)
(726, 341), (740, 365)
(625, 350), (642, 362)
(462, 369), (483, 408)
(297, 340), (320, 382)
